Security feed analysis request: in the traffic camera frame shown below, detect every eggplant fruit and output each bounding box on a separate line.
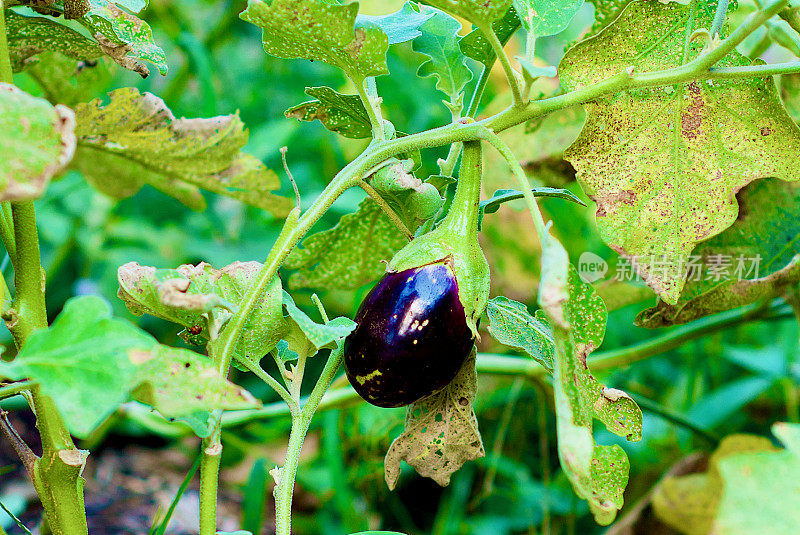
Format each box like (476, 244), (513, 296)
(344, 263), (474, 407)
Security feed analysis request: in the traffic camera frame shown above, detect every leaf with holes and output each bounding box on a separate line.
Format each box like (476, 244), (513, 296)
(412, 6), (473, 104)
(637, 178), (800, 327)
(539, 239), (641, 524)
(0, 83), (75, 201)
(513, 0), (584, 37)
(384, 352), (484, 489)
(420, 0), (512, 26)
(285, 198), (410, 291)
(240, 0), (389, 82)
(560, 0), (800, 304)
(73, 88), (292, 214)
(285, 86), (372, 139)
(130, 345), (259, 421)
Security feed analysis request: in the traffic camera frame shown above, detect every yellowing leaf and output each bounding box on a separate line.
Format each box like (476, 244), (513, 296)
(384, 352), (484, 489)
(0, 83), (75, 201)
(74, 88), (292, 214)
(561, 0), (800, 304)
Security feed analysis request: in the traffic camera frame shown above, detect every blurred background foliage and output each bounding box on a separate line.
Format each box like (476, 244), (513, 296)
(1, 0), (799, 534)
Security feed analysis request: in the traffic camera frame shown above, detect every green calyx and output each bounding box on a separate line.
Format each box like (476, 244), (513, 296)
(388, 141), (490, 336)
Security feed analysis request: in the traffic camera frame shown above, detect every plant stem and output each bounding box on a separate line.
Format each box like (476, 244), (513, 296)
(0, 203), (16, 264)
(0, 381), (33, 400)
(479, 23), (523, 106)
(198, 429), (222, 535)
(0, 1), (12, 83)
(707, 61), (800, 78)
(9, 202), (47, 345)
(466, 66), (491, 118)
(274, 346), (344, 535)
(356, 77), (385, 140)
(238, 358), (299, 416)
(359, 181), (414, 239)
(711, 0), (731, 37)
(476, 128), (548, 240)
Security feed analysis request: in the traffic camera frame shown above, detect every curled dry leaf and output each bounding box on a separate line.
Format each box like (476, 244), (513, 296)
(384, 351), (484, 489)
(74, 87), (292, 214)
(0, 83), (76, 201)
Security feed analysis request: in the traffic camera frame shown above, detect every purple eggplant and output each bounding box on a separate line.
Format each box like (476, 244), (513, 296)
(344, 262), (475, 407)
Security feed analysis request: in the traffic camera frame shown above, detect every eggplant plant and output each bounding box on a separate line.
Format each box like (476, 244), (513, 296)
(0, 0), (799, 534)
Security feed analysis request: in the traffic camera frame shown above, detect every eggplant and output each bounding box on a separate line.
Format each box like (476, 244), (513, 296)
(344, 262), (474, 407)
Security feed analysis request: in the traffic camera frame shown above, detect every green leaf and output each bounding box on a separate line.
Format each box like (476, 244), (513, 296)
(357, 1), (434, 44)
(652, 430), (787, 535)
(479, 187), (586, 228)
(130, 345), (259, 420)
(459, 6), (520, 67)
(285, 86), (372, 139)
(412, 6), (473, 104)
(637, 178), (800, 327)
(0, 295), (155, 438)
(782, 73), (800, 124)
(512, 0), (584, 37)
(240, 0), (389, 82)
(80, 0), (168, 76)
(419, 0), (513, 26)
(0, 83), (75, 201)
(561, 0), (800, 304)
(281, 291), (356, 360)
(485, 296), (554, 371)
(714, 424), (800, 534)
(384, 352), (484, 489)
(539, 242), (641, 524)
(73, 88), (292, 215)
(285, 197), (410, 290)
(5, 11), (103, 73)
(117, 261), (285, 365)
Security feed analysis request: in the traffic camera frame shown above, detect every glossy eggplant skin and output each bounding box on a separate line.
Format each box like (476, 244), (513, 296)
(344, 263), (474, 408)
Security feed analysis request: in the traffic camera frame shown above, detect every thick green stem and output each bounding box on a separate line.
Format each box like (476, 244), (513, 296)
(711, 0), (731, 37)
(199, 430), (222, 535)
(356, 77), (385, 140)
(274, 346), (344, 535)
(439, 140), (482, 238)
(9, 202), (47, 345)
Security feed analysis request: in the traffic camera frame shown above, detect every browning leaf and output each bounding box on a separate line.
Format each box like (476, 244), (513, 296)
(0, 83), (76, 201)
(384, 352), (484, 489)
